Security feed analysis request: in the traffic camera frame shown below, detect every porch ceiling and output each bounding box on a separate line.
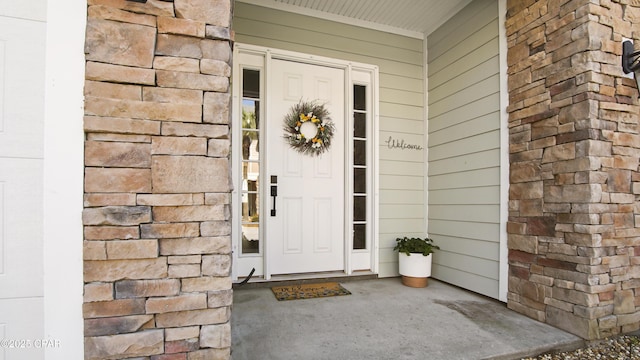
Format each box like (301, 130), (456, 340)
(236, 0), (473, 39)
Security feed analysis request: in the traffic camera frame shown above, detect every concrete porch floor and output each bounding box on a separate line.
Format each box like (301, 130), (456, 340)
(231, 278), (583, 360)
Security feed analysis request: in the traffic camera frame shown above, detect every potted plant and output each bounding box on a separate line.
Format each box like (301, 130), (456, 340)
(394, 236), (439, 288)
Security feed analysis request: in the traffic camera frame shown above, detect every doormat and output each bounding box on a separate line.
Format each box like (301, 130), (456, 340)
(271, 282), (351, 301)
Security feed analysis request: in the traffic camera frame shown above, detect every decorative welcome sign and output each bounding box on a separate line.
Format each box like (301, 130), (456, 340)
(384, 136), (423, 151)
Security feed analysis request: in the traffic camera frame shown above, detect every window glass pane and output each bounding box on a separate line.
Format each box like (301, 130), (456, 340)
(354, 112), (366, 138)
(353, 224), (366, 250)
(241, 176), (260, 254)
(243, 69), (260, 99)
(354, 140), (366, 166)
(242, 131), (259, 161)
(241, 183), (259, 220)
(354, 168), (366, 194)
(354, 85), (366, 111)
(242, 162), (260, 186)
(354, 196), (366, 221)
(241, 224), (259, 254)
(241, 198), (259, 220)
(242, 100), (259, 130)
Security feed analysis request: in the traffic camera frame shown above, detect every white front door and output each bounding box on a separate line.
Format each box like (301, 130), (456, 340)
(0, 7), (46, 359)
(266, 59), (345, 275)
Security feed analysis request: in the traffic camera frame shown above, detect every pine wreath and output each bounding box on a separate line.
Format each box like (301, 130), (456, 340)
(283, 101), (335, 156)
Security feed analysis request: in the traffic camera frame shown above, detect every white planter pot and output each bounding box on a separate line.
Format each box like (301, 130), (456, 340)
(398, 252), (432, 278)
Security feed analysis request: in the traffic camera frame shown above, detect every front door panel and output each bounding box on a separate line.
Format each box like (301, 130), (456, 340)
(0, 12), (46, 359)
(267, 59), (345, 275)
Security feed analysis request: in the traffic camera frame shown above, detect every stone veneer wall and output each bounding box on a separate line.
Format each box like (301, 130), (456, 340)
(82, 0), (233, 358)
(506, 0), (640, 340)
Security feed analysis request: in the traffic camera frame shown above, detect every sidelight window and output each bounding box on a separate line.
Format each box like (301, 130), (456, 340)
(241, 68), (261, 254)
(353, 84), (368, 250)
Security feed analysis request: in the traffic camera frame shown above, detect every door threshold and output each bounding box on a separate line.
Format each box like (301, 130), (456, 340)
(233, 271), (378, 289)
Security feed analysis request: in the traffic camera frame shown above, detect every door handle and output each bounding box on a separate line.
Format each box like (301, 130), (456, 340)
(270, 185), (277, 216)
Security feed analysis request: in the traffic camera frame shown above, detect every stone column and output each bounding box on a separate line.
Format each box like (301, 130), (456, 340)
(82, 0), (233, 358)
(506, 0), (640, 340)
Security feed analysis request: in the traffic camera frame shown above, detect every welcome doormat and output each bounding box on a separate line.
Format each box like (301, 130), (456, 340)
(271, 282), (351, 301)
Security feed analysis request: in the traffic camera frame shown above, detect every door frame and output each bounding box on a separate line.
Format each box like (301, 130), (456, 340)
(230, 44), (380, 281)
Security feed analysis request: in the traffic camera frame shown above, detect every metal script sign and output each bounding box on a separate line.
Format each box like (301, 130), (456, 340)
(384, 136), (423, 151)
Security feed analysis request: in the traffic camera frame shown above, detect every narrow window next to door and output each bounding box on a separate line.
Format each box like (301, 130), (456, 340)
(241, 69), (261, 254)
(353, 85), (367, 250)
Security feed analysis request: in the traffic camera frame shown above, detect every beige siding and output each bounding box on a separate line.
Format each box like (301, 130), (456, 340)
(234, 2), (425, 277)
(427, 0), (501, 299)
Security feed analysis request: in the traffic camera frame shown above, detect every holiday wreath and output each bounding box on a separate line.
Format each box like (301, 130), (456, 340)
(283, 101), (335, 156)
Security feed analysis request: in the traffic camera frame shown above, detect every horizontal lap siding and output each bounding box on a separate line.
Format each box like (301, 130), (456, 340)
(427, 0), (500, 299)
(234, 2), (425, 277)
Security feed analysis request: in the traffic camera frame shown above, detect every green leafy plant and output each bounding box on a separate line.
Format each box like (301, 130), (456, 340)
(394, 236), (439, 256)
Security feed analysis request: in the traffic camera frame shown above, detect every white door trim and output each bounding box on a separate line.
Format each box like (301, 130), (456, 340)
(231, 44), (379, 281)
(43, 0), (86, 357)
(497, 0), (509, 303)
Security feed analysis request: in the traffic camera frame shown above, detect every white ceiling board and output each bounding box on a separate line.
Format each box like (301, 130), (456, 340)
(236, 0), (473, 39)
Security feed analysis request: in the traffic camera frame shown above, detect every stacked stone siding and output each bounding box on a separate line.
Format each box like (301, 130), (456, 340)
(506, 0), (640, 339)
(82, 0), (233, 358)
